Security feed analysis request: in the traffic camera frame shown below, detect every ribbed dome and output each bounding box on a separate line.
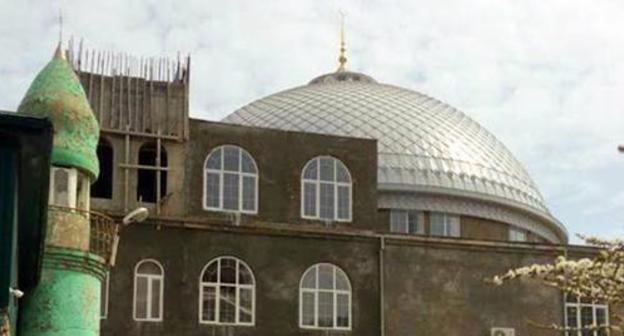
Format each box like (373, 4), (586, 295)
(18, 46), (100, 179)
(223, 70), (565, 240)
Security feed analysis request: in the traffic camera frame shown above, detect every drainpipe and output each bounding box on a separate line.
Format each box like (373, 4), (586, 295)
(379, 235), (386, 336)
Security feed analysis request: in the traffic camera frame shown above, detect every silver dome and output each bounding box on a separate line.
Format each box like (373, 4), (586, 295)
(223, 71), (566, 241)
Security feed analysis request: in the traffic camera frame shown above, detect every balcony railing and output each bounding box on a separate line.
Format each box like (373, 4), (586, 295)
(48, 206), (118, 265)
(89, 209), (117, 265)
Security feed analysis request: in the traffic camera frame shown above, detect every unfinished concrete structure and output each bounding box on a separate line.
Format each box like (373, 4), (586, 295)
(64, 44), (603, 336)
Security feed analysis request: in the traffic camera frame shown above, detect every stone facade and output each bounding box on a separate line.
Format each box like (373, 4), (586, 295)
(85, 119), (595, 336)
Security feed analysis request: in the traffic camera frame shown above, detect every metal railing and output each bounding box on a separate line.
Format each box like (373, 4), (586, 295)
(89, 210), (117, 265)
(48, 206), (118, 265)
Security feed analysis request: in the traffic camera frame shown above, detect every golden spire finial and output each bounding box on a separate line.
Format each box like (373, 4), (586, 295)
(337, 11), (347, 72)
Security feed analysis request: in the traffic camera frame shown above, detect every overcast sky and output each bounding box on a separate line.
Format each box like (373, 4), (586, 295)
(2, 0), (623, 244)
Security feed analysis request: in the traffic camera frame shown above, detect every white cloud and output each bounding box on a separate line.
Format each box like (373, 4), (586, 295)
(2, 0), (624, 244)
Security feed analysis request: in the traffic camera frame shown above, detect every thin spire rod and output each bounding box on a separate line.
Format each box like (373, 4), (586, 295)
(337, 10), (347, 72)
(59, 9), (63, 45)
(54, 9), (65, 59)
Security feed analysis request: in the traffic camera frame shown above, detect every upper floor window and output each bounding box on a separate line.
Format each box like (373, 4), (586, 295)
(133, 259), (164, 322)
(49, 167), (90, 211)
(199, 256), (255, 325)
(565, 295), (609, 336)
(301, 156), (352, 222)
(390, 210), (424, 234)
(300, 263), (351, 330)
(91, 138), (113, 199)
(508, 228), (527, 242)
(430, 212), (460, 237)
(137, 142), (167, 203)
(203, 145), (258, 213)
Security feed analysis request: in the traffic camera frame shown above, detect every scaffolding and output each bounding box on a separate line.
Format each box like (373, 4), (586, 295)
(67, 40), (190, 215)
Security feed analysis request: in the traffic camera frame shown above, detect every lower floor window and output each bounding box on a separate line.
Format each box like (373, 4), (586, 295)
(300, 263), (351, 330)
(565, 295), (609, 336)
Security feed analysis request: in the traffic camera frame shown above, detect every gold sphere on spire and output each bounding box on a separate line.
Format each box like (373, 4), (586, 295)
(337, 11), (347, 72)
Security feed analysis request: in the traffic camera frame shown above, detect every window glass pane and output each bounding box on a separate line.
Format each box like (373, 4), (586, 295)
(53, 168), (70, 207)
(337, 186), (350, 220)
(318, 265), (334, 290)
(430, 213), (445, 236)
(319, 157), (335, 181)
(138, 262), (161, 275)
(239, 265), (253, 285)
(220, 258), (237, 284)
(319, 183), (335, 220)
(304, 159), (318, 180)
(239, 288), (253, 323)
(205, 173), (220, 208)
(222, 173), (240, 210)
(219, 286), (236, 323)
(390, 210), (407, 233)
(318, 292), (334, 327)
(596, 308), (607, 336)
(135, 276), (148, 319)
(337, 293), (349, 327)
(203, 261), (218, 282)
(408, 211), (423, 234)
(449, 216), (460, 237)
(242, 176), (256, 211)
(201, 286), (216, 322)
(206, 148), (222, 169)
(151, 279), (161, 319)
(566, 306), (578, 331)
(336, 163), (350, 182)
(223, 146), (240, 171)
(509, 228), (527, 242)
(241, 152), (256, 173)
(303, 183), (317, 217)
(301, 292), (315, 326)
(335, 271), (349, 291)
(302, 269), (316, 289)
(581, 306), (593, 336)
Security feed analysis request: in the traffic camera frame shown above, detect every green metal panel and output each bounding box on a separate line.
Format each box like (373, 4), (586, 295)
(20, 249), (105, 336)
(16, 50), (100, 179)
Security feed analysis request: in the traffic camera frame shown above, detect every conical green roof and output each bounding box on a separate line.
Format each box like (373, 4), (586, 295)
(18, 46), (100, 179)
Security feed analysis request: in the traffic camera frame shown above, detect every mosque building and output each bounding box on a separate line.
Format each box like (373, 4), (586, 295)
(3, 32), (607, 336)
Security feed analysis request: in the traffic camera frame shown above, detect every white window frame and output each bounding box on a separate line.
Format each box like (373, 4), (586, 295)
(564, 294), (610, 336)
(198, 256), (256, 326)
(390, 209), (425, 234)
(508, 227), (527, 242)
(133, 259), (164, 322)
(300, 156), (352, 222)
(48, 167), (90, 211)
(299, 263), (352, 331)
(202, 145), (259, 214)
(49, 167), (77, 208)
(429, 212), (460, 237)
(101, 271), (110, 319)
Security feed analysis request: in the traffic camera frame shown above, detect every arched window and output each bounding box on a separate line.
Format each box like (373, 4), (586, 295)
(133, 259), (164, 321)
(137, 142), (167, 203)
(299, 263), (351, 330)
(199, 256), (255, 325)
(91, 138), (113, 199)
(301, 156), (352, 221)
(203, 145), (258, 213)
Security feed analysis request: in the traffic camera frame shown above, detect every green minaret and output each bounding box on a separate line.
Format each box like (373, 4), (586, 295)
(17, 44), (105, 336)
